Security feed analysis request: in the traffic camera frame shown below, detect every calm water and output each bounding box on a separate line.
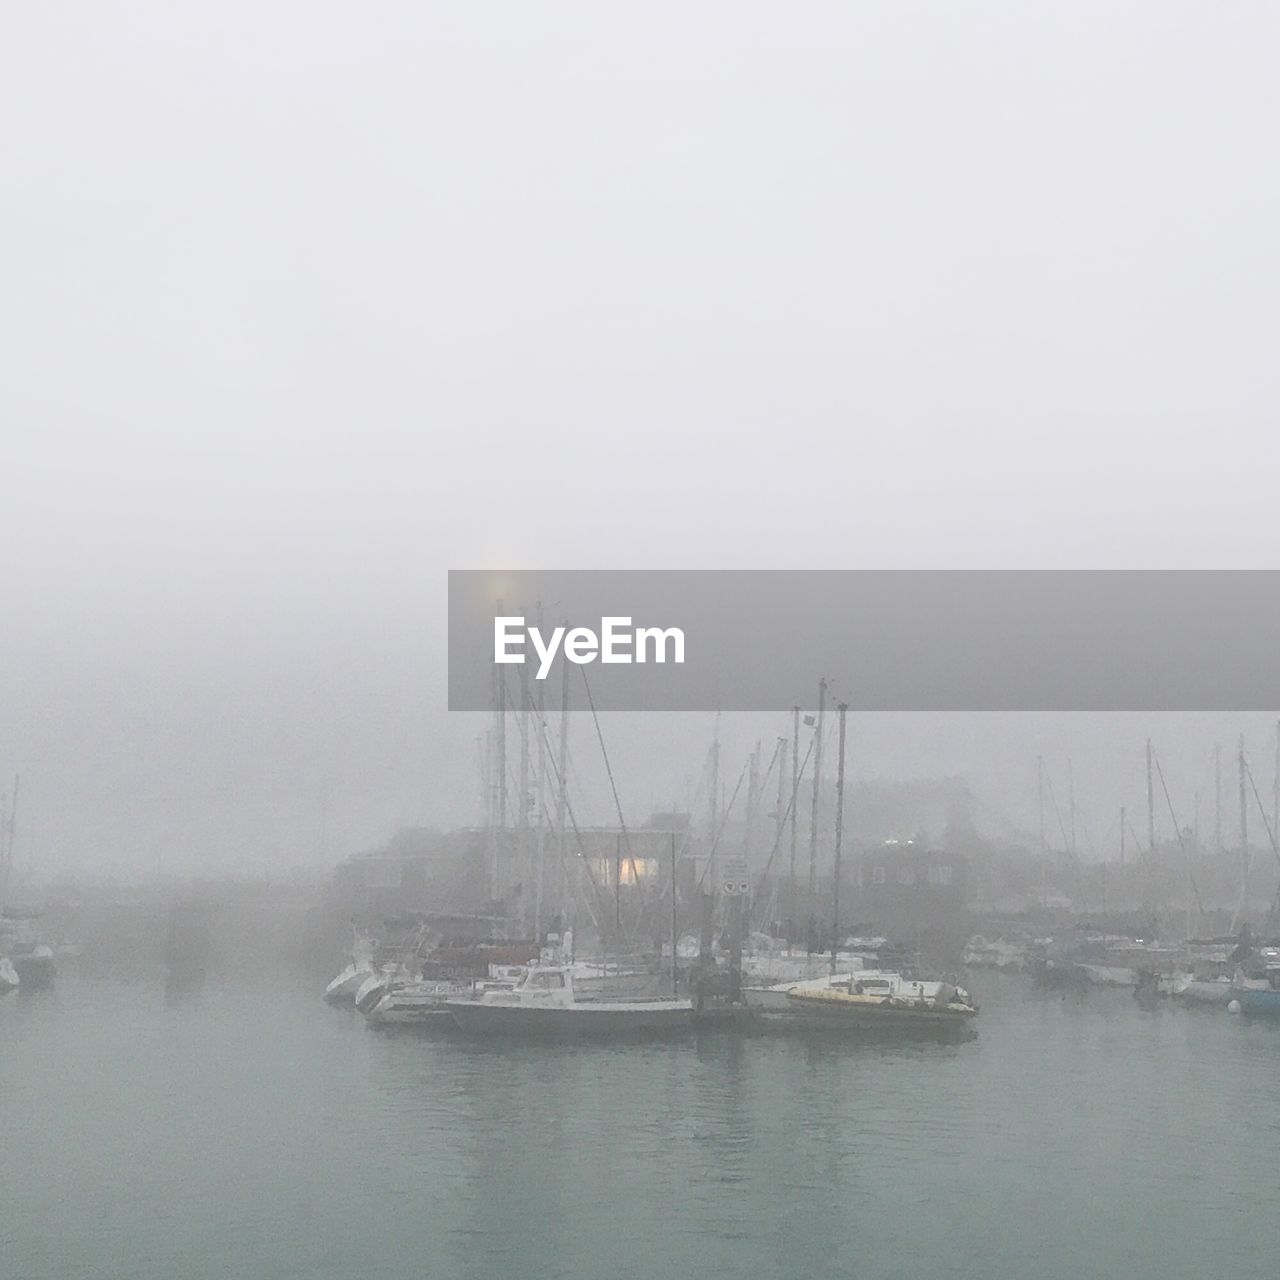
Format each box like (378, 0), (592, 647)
(3, 972), (1277, 1280)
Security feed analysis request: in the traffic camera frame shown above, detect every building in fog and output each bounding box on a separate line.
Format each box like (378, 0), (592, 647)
(850, 841), (970, 955)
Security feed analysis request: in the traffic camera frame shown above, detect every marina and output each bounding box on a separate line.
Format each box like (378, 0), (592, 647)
(7, 967), (1280, 1280)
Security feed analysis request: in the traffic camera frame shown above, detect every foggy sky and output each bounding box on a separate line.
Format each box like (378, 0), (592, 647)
(2, 3), (1277, 880)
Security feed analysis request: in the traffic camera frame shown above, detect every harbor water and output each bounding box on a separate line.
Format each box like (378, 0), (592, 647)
(3, 972), (1278, 1280)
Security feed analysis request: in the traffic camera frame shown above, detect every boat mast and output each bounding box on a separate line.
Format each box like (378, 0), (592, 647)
(1215, 742), (1223, 856)
(1273, 719), (1279, 854)
(700, 723), (720, 976)
(831, 702), (848, 975)
(533, 601), (548, 942)
(1146, 739), (1155, 858)
(774, 734), (788, 878)
(1239, 734), (1249, 926)
(555, 636), (571, 954)
(1037, 756), (1047, 909)
(492, 597), (508, 905)
(1068, 758), (1077, 859)
(518, 603), (531, 935)
(789, 705), (799, 941)
(708, 725), (720, 892)
(807, 678), (826, 951)
(670, 831), (679, 997)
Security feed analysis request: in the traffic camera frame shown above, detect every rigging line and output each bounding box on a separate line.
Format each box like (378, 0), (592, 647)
(695, 760), (750, 891)
(1243, 759), (1280, 870)
(1151, 747), (1207, 922)
(578, 665), (641, 892)
(531, 710), (617, 941)
(747, 735), (815, 934)
(1124, 813), (1152, 868)
(1096, 809), (1119, 852)
(751, 731), (818, 893)
(1190, 746), (1216, 830)
(1042, 767), (1072, 856)
(744, 737), (785, 832)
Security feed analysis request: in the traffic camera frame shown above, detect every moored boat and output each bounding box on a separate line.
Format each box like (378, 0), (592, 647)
(8, 940), (56, 989)
(366, 979), (473, 1025)
(446, 965), (692, 1037)
(743, 970), (976, 1028)
(324, 960), (374, 1004)
(0, 956), (17, 993)
(962, 935), (1028, 971)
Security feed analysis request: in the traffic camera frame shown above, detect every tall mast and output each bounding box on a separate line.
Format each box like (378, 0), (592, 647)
(491, 598), (508, 905)
(555, 633), (570, 937)
(1273, 719), (1279, 852)
(1146, 739), (1155, 856)
(517, 604), (531, 933)
(533, 602), (548, 941)
(1239, 734), (1249, 921)
(708, 726), (720, 886)
(1215, 742), (1223, 856)
(1068, 758), (1077, 858)
(774, 735), (788, 862)
(670, 832), (679, 997)
(1037, 756), (1047, 909)
(789, 705), (799, 937)
(489, 599), (507, 904)
(807, 678), (826, 949)
(831, 702), (848, 974)
(1120, 806), (1126, 864)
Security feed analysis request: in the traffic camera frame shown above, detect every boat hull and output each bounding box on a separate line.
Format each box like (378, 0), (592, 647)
(1170, 977), (1234, 1004)
(324, 964), (372, 1004)
(367, 983), (471, 1025)
(746, 996), (974, 1027)
(1234, 987), (1280, 1017)
(9, 948), (56, 989)
(446, 999), (692, 1038)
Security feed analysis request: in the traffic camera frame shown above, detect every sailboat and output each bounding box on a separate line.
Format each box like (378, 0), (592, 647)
(744, 969), (977, 1026)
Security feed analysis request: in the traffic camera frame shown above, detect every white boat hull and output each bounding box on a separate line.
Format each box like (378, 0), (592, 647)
(324, 964), (372, 1004)
(367, 982), (472, 1025)
(1170, 976), (1234, 1004)
(743, 972), (976, 1030)
(446, 998), (692, 1037)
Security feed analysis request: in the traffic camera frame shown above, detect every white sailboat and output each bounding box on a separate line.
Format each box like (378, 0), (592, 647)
(743, 970), (976, 1026)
